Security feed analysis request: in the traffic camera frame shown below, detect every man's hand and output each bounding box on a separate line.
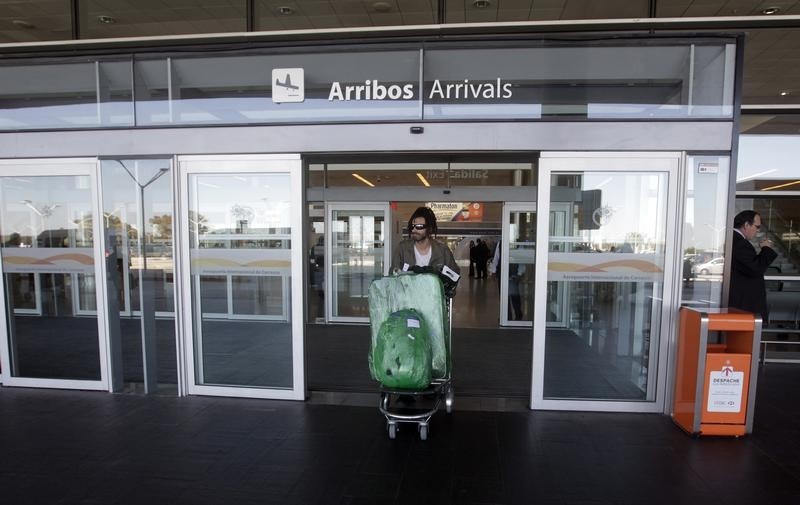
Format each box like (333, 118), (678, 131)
(760, 239), (773, 248)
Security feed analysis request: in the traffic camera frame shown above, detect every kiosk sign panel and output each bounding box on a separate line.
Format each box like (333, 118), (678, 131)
(707, 365), (744, 413)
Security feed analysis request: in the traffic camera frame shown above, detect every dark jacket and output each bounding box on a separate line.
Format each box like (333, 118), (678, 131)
(390, 238), (460, 275)
(728, 231), (778, 319)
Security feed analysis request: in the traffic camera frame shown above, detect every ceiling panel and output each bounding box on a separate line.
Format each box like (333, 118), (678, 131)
(741, 28), (800, 104)
(0, 0), (71, 42)
(77, 0), (247, 39)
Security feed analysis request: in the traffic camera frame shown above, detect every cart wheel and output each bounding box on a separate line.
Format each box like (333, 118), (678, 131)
(419, 424), (428, 441)
(445, 386), (454, 414)
(388, 423), (397, 440)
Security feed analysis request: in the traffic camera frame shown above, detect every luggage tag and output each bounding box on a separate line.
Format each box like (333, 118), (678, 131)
(441, 265), (461, 282)
(402, 263), (410, 272)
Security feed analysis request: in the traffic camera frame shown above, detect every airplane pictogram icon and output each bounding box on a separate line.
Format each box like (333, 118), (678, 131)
(275, 74), (299, 91)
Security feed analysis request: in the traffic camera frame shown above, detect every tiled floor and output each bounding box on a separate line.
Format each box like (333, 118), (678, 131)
(2, 364), (800, 505)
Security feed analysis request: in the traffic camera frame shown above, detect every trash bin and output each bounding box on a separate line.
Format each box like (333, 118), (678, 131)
(672, 308), (762, 437)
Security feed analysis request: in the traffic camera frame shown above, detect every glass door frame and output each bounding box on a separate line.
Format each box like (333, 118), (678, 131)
(0, 157), (111, 391)
(531, 152), (682, 413)
(177, 154), (305, 400)
(325, 202), (391, 324)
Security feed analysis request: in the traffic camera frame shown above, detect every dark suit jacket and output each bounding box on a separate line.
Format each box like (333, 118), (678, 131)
(728, 231), (778, 319)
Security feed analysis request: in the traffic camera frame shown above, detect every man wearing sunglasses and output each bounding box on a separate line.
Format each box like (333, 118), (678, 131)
(390, 206), (460, 295)
(729, 209), (777, 321)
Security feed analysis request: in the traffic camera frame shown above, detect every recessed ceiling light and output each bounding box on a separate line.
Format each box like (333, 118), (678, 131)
(780, 91), (791, 96)
(761, 6), (780, 15)
(97, 15), (116, 24)
(473, 0), (491, 8)
(278, 6), (294, 15)
(12, 19), (36, 29)
(372, 2), (392, 13)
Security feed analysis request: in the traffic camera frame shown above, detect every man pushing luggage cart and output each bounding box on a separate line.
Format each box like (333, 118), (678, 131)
(368, 207), (460, 440)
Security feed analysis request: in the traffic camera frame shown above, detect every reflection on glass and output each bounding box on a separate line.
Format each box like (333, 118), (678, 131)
(330, 209), (385, 320)
(424, 44), (733, 119)
(327, 163), (449, 188)
(681, 157), (729, 310)
(736, 194), (800, 363)
(308, 204), (325, 322)
(506, 211), (535, 322)
(101, 159), (176, 393)
(189, 172), (293, 388)
(135, 51), (420, 126)
(544, 172), (668, 401)
(0, 175), (100, 380)
(449, 163), (535, 187)
(0, 60), (134, 129)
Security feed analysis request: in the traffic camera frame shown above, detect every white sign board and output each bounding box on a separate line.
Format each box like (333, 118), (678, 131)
(707, 366), (744, 413)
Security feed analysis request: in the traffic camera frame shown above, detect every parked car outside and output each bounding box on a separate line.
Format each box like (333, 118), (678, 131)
(692, 257), (724, 276)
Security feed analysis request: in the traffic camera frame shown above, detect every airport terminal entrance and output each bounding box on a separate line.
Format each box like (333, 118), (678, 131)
(305, 156), (538, 397)
(305, 152), (683, 412)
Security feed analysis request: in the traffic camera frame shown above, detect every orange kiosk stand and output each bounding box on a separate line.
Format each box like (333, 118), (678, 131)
(672, 308), (761, 437)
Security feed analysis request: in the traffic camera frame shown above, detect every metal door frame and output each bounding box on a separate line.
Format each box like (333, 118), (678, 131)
(531, 151), (682, 412)
(325, 202), (391, 324)
(177, 154), (305, 400)
(0, 157), (111, 391)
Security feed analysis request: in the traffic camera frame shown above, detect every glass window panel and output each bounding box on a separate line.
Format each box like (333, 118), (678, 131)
(199, 275), (228, 314)
(231, 275), (283, 315)
(737, 135), (800, 190)
(308, 203), (325, 322)
(507, 211), (535, 322)
(330, 209), (386, 319)
(449, 162), (535, 187)
(189, 172), (293, 389)
(79, 0), (246, 39)
(681, 156), (729, 310)
(0, 59), (134, 129)
(327, 163), (449, 188)
(307, 164), (325, 188)
(735, 196), (800, 279)
(101, 158), (176, 393)
(544, 171), (668, 401)
(424, 44), (734, 120)
(137, 50), (420, 126)
(0, 174), (100, 380)
(134, 59), (170, 126)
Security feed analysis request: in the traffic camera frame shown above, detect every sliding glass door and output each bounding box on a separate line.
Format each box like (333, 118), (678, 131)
(533, 152), (681, 412)
(178, 155), (304, 399)
(0, 158), (109, 390)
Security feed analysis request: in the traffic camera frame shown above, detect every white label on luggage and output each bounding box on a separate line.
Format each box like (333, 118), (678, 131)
(407, 318), (420, 328)
(407, 333), (415, 340)
(402, 263), (410, 272)
(442, 265), (460, 282)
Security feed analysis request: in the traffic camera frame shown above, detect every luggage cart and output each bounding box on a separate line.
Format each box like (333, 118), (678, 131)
(378, 298), (454, 441)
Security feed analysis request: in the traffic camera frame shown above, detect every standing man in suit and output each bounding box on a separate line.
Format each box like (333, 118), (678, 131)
(728, 210), (777, 320)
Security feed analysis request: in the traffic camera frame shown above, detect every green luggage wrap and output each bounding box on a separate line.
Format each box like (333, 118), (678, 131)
(372, 309), (432, 389)
(368, 273), (449, 382)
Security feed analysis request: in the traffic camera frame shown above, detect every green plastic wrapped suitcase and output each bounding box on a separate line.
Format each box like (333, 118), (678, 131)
(371, 308), (432, 389)
(368, 273), (449, 384)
